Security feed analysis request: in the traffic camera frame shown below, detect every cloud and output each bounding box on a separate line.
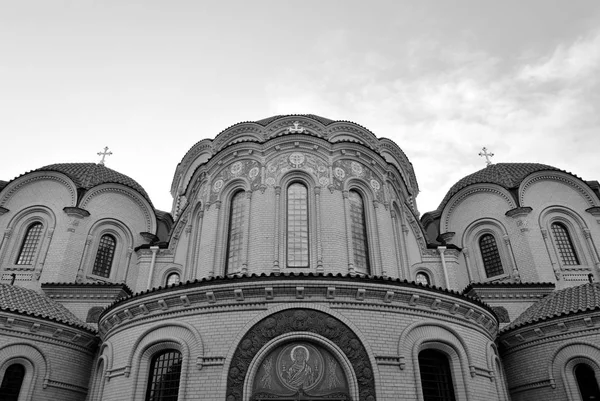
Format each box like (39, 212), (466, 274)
(266, 29), (600, 214)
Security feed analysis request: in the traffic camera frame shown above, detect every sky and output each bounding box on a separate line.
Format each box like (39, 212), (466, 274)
(1, 0), (599, 215)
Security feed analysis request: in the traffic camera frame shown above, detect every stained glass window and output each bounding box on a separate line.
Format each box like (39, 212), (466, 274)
(145, 350), (182, 401)
(479, 234), (503, 278)
(287, 183), (309, 267)
(419, 349), (456, 401)
(226, 191), (246, 273)
(416, 272), (430, 285)
(92, 234), (116, 278)
(349, 190), (370, 274)
(16, 222), (43, 265)
(0, 363), (25, 401)
(166, 273), (180, 286)
(551, 222), (579, 265)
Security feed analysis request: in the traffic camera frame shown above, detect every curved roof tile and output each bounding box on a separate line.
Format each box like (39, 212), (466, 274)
(0, 284), (95, 332)
(36, 163), (153, 206)
(503, 282), (600, 332)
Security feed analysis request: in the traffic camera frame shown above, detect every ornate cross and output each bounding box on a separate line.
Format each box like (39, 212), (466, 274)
(97, 146), (113, 165)
(478, 147), (494, 166)
(288, 121), (306, 134)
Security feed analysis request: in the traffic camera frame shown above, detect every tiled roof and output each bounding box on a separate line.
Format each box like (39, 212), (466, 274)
(437, 163), (562, 211)
(0, 284), (95, 332)
(503, 282), (600, 332)
(254, 114), (336, 126)
(36, 163), (153, 206)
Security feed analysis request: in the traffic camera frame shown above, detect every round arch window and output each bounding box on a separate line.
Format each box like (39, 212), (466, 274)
(166, 273), (180, 286)
(416, 272), (430, 285)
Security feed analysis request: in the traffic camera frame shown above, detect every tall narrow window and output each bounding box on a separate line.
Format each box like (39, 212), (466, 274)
(287, 183), (309, 267)
(349, 190), (370, 273)
(226, 191), (246, 273)
(479, 234), (503, 278)
(145, 350), (182, 401)
(92, 234), (116, 278)
(419, 349), (456, 401)
(575, 363), (600, 401)
(0, 363), (26, 401)
(551, 222), (579, 265)
(16, 222), (43, 265)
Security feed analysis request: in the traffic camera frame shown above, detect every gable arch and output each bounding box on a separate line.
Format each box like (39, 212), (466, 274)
(520, 171), (600, 208)
(79, 183), (156, 233)
(0, 171), (78, 207)
(442, 183), (517, 233)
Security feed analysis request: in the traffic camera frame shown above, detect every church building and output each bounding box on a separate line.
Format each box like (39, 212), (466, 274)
(0, 115), (599, 401)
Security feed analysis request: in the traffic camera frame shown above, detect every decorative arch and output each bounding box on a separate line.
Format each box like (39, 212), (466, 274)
(539, 206), (597, 278)
(462, 218), (515, 282)
(520, 171), (600, 208)
(0, 206), (57, 279)
(127, 322), (205, 400)
(79, 183), (156, 233)
(81, 218), (135, 283)
(442, 183), (516, 233)
(411, 265), (436, 286)
(0, 342), (50, 400)
(0, 171), (78, 207)
(548, 340), (600, 400)
(398, 321), (473, 401)
(225, 308), (376, 401)
(161, 265), (183, 287)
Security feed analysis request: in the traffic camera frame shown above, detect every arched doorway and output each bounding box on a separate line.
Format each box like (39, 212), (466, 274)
(226, 309), (375, 401)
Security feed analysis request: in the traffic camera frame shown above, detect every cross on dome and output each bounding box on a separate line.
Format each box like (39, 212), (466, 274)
(479, 147), (494, 166)
(97, 146), (113, 165)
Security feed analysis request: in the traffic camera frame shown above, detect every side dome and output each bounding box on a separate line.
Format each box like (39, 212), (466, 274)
(0, 283), (94, 331)
(36, 163), (153, 206)
(436, 163), (562, 211)
(503, 282), (600, 332)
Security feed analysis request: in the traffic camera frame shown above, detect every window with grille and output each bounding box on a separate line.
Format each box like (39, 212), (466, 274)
(551, 222), (579, 265)
(145, 350), (182, 401)
(16, 222), (43, 265)
(479, 234), (504, 278)
(226, 191), (246, 273)
(287, 183), (309, 267)
(349, 190), (370, 274)
(92, 234), (116, 278)
(416, 272), (430, 285)
(575, 363), (600, 400)
(0, 363), (25, 401)
(166, 273), (180, 286)
(418, 349), (456, 401)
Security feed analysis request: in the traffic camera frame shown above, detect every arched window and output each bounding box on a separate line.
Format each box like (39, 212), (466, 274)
(551, 222), (579, 265)
(166, 273), (180, 286)
(92, 234), (116, 278)
(16, 222), (43, 265)
(348, 190), (370, 273)
(0, 363), (26, 401)
(226, 191), (246, 273)
(419, 349), (456, 401)
(416, 272), (430, 285)
(479, 234), (503, 278)
(145, 349), (182, 401)
(287, 183), (309, 268)
(574, 363), (600, 400)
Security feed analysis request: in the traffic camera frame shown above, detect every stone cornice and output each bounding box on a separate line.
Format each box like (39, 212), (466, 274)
(63, 206), (90, 218)
(98, 276), (498, 339)
(464, 283), (555, 301)
(499, 310), (600, 354)
(586, 206), (600, 217)
(505, 206), (533, 218)
(0, 311), (99, 352)
(0, 206), (9, 215)
(42, 283), (131, 301)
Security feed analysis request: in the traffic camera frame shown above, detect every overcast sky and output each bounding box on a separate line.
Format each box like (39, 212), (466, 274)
(1, 0), (599, 215)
